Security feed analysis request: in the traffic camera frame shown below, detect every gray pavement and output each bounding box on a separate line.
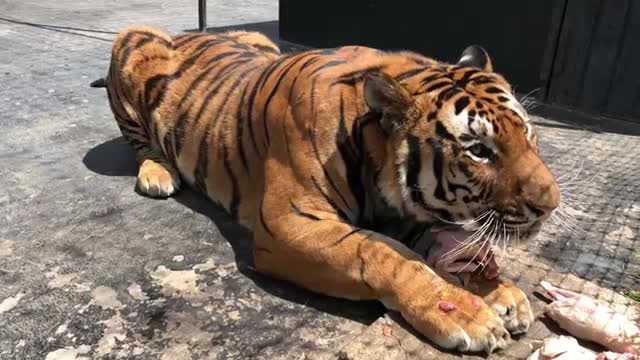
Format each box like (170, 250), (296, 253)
(1, 1), (639, 359)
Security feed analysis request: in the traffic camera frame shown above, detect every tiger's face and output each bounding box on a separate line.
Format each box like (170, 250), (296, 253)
(365, 46), (560, 238)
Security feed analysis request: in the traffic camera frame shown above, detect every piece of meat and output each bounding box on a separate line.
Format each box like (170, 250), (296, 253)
(423, 229), (499, 280)
(596, 352), (639, 360)
(541, 281), (640, 354)
(527, 335), (597, 360)
(526, 335), (638, 360)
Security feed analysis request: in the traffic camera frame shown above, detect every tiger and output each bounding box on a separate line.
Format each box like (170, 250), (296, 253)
(91, 25), (560, 353)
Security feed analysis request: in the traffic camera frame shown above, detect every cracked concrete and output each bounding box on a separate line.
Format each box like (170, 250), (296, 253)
(1, 0), (640, 359)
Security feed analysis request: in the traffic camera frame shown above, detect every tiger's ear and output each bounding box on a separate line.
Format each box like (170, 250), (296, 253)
(457, 45), (493, 72)
(364, 72), (413, 132)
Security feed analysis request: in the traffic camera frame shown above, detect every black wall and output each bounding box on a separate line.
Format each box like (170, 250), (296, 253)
(547, 0), (640, 123)
(280, 0), (640, 124)
(280, 0), (560, 93)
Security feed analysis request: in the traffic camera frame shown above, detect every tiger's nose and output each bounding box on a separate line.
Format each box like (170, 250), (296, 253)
(525, 180), (561, 219)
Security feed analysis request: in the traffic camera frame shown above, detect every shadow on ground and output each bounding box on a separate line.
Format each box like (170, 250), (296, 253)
(83, 137), (384, 326)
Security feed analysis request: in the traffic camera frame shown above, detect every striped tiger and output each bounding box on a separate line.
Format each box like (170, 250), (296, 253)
(92, 26), (560, 353)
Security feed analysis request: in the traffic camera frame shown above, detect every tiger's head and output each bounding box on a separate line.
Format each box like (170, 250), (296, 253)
(365, 45), (560, 241)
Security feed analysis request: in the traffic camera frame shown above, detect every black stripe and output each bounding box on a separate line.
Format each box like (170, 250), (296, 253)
(448, 180), (472, 197)
(261, 53), (316, 147)
(172, 56), (239, 155)
(454, 96), (470, 115)
(174, 52), (240, 111)
(428, 138), (448, 202)
(173, 34), (207, 49)
(121, 37), (152, 67)
(311, 177), (349, 221)
(193, 123), (211, 194)
(422, 80), (450, 94)
(317, 48), (338, 55)
(485, 86), (504, 94)
(173, 112), (191, 157)
(419, 72), (446, 86)
(190, 60), (250, 129)
(336, 94), (364, 220)
(406, 135), (452, 220)
(246, 56), (291, 156)
(144, 74), (172, 112)
(188, 62), (252, 194)
(289, 56), (322, 100)
(435, 121), (456, 141)
(119, 31), (171, 65)
(259, 205), (275, 237)
(290, 200), (322, 221)
(258, 55), (292, 91)
(146, 40), (232, 113)
(328, 228), (363, 247)
(309, 117), (352, 216)
(235, 85), (251, 173)
(222, 145), (240, 219)
(299, 56), (322, 72)
(309, 60), (345, 77)
(331, 66), (384, 87)
(231, 43), (251, 50)
(471, 76), (497, 85)
(357, 239), (375, 291)
(458, 69), (480, 86)
(395, 67), (428, 82)
(282, 117), (295, 166)
(252, 43), (280, 54)
(309, 78), (318, 115)
(235, 51), (258, 59)
(438, 87), (460, 103)
(406, 135), (426, 207)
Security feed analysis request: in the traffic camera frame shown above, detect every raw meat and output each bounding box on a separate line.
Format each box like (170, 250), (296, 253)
(541, 281), (640, 355)
(596, 352), (639, 360)
(527, 335), (596, 360)
(526, 335), (638, 360)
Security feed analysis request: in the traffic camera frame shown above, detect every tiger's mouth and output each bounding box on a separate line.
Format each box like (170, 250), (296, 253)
(423, 226), (499, 280)
(417, 210), (545, 279)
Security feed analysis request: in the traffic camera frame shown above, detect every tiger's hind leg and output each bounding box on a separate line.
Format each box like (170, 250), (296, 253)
(110, 100), (181, 198)
(106, 26), (181, 198)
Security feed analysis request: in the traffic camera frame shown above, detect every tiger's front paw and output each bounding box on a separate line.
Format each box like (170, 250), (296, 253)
(136, 159), (181, 198)
(399, 282), (511, 353)
(467, 277), (534, 335)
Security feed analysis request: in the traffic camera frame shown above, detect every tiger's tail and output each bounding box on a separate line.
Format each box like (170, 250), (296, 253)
(90, 78), (107, 88)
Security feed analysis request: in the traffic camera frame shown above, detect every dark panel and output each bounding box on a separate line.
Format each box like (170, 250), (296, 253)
(539, 0), (570, 100)
(280, 0), (558, 93)
(605, 0), (640, 120)
(577, 0), (630, 113)
(547, 0), (602, 107)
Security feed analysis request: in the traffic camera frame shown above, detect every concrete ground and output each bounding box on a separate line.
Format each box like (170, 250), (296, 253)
(0, 0), (639, 359)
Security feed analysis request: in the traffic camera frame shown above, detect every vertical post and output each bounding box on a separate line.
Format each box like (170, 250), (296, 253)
(198, 0), (207, 32)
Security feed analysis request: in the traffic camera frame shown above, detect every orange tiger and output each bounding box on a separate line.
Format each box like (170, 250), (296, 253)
(91, 26), (560, 353)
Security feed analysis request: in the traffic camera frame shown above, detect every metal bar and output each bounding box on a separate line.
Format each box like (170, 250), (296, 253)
(198, 0), (207, 32)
